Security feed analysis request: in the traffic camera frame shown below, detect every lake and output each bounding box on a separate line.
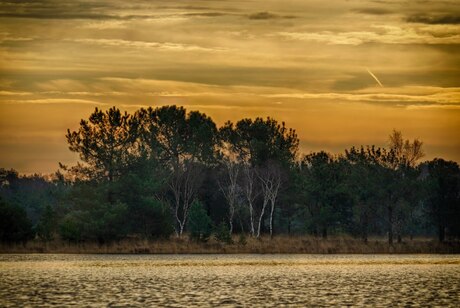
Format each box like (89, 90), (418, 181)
(1, 254), (459, 306)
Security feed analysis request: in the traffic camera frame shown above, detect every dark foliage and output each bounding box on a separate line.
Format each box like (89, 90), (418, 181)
(1, 106), (459, 244)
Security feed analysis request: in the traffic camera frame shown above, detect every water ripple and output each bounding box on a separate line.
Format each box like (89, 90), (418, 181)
(1, 254), (459, 307)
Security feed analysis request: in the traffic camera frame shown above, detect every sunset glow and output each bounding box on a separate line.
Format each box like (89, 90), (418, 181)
(1, 0), (459, 173)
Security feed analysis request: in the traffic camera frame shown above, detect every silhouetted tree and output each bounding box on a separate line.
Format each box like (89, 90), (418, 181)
(424, 159), (460, 242)
(66, 107), (140, 183)
(0, 198), (34, 244)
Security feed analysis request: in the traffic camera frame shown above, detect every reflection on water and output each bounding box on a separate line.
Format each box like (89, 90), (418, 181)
(1, 254), (459, 306)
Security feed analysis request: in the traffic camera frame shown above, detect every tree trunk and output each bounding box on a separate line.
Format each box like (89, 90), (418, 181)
(179, 222), (184, 237)
(249, 203), (255, 237)
(228, 202), (235, 235)
(362, 214), (368, 243)
(229, 218), (233, 236)
(256, 203), (267, 238)
(388, 205), (393, 245)
(269, 200), (275, 238)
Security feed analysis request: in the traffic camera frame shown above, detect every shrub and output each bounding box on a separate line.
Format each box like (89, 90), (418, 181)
(214, 221), (233, 244)
(36, 204), (57, 241)
(0, 198), (34, 243)
(59, 211), (86, 243)
(188, 200), (213, 242)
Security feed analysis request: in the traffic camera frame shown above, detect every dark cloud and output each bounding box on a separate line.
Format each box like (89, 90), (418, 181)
(407, 14), (460, 24)
(0, 12), (120, 19)
(184, 12), (229, 17)
(157, 5), (241, 12)
(0, 0), (119, 20)
(0, 1), (235, 20)
(248, 12), (296, 20)
(353, 8), (393, 15)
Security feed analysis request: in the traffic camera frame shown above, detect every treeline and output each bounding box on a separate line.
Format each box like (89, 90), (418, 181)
(1, 105), (459, 245)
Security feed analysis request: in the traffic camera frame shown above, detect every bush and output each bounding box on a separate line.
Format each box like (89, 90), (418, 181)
(91, 202), (129, 244)
(214, 221), (233, 244)
(36, 204), (57, 241)
(0, 198), (34, 244)
(188, 200), (213, 242)
(238, 233), (247, 246)
(59, 211), (86, 243)
(128, 198), (174, 239)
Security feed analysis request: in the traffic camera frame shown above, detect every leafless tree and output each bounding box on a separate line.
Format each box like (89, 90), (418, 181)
(256, 162), (282, 238)
(242, 164), (258, 237)
(218, 159), (240, 235)
(169, 159), (203, 236)
(389, 130), (424, 167)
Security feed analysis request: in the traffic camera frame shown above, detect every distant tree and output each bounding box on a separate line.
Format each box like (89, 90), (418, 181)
(112, 157), (173, 239)
(136, 106), (218, 236)
(59, 211), (86, 243)
(169, 160), (205, 236)
(218, 159), (241, 235)
(242, 164), (258, 237)
(382, 131), (425, 244)
(58, 181), (129, 243)
(0, 168), (62, 226)
(188, 200), (213, 242)
(388, 130), (424, 168)
(256, 161), (283, 238)
(424, 159), (460, 242)
(344, 146), (383, 242)
(36, 204), (57, 241)
(219, 117), (299, 167)
(0, 198), (34, 244)
(299, 152), (351, 238)
(65, 107), (140, 184)
(219, 117), (298, 237)
(136, 105), (219, 166)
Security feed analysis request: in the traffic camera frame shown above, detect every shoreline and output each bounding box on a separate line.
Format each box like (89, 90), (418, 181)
(1, 236), (459, 254)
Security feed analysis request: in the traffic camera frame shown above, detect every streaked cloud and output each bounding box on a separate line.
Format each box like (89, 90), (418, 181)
(277, 25), (460, 45)
(70, 38), (227, 52)
(353, 8), (394, 15)
(248, 12), (295, 20)
(407, 14), (460, 25)
(2, 98), (107, 105)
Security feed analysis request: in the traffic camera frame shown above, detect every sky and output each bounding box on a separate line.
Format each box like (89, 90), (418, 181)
(0, 0), (459, 174)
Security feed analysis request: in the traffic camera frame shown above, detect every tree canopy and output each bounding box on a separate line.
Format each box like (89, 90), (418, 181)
(1, 106), (459, 245)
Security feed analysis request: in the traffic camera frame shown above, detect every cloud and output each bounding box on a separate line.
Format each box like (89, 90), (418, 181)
(185, 12), (229, 17)
(263, 89), (460, 107)
(0, 32), (34, 43)
(248, 12), (295, 20)
(407, 14), (460, 25)
(3, 98), (107, 105)
(277, 25), (460, 45)
(353, 8), (393, 15)
(0, 90), (33, 96)
(70, 38), (227, 52)
(81, 21), (127, 29)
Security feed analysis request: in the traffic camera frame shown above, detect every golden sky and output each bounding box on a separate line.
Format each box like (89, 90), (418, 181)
(0, 0), (459, 174)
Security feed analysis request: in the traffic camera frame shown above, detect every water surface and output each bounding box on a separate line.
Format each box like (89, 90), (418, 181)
(1, 254), (459, 306)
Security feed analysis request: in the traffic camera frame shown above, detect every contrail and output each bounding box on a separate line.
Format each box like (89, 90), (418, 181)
(366, 68), (383, 87)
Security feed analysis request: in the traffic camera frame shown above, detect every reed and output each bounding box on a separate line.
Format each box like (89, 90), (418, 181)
(1, 235), (459, 254)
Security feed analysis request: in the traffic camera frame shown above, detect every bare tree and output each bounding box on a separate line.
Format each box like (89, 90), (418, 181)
(169, 160), (203, 236)
(242, 164), (258, 237)
(389, 130), (424, 167)
(218, 159), (240, 235)
(256, 162), (282, 238)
